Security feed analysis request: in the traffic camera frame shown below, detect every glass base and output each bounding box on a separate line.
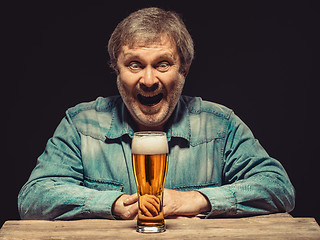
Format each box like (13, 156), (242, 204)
(137, 225), (166, 233)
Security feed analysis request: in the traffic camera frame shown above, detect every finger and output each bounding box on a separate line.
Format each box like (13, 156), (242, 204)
(147, 196), (160, 213)
(149, 195), (160, 205)
(127, 202), (139, 219)
(143, 195), (160, 215)
(144, 201), (159, 216)
(140, 203), (153, 217)
(120, 207), (134, 220)
(124, 193), (138, 206)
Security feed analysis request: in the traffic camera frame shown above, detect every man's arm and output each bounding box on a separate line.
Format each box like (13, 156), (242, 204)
(18, 115), (123, 220)
(197, 113), (295, 218)
(160, 113), (294, 218)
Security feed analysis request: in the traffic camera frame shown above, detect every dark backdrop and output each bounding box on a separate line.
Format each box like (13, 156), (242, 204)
(2, 1), (318, 227)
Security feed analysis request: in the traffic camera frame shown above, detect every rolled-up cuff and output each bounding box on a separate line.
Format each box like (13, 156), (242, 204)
(198, 186), (237, 218)
(84, 190), (124, 219)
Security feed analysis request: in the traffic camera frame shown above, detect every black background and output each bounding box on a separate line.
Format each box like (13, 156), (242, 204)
(2, 1), (318, 227)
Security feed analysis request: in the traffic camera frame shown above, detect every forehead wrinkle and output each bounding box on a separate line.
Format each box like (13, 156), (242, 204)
(118, 35), (180, 66)
(120, 44), (178, 63)
(126, 32), (173, 47)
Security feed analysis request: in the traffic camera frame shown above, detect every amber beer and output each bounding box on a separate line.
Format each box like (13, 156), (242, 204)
(132, 132), (168, 233)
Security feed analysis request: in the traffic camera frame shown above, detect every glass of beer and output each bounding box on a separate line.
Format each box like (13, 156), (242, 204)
(132, 131), (169, 233)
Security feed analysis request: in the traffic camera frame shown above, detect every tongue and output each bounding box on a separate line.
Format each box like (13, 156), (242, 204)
(138, 93), (163, 106)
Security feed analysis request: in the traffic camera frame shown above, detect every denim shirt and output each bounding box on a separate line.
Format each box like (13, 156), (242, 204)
(18, 95), (295, 220)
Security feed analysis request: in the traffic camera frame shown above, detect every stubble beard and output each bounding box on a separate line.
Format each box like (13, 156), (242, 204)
(117, 76), (185, 129)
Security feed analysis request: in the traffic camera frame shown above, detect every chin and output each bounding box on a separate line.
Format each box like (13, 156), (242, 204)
(134, 112), (168, 130)
(130, 104), (171, 130)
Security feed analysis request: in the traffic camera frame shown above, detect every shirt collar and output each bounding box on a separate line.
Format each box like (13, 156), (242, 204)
(106, 97), (135, 139)
(106, 96), (191, 143)
(165, 97), (191, 142)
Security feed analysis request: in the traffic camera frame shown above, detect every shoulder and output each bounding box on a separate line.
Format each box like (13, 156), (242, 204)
(180, 96), (235, 144)
(182, 96), (233, 119)
(183, 96), (253, 140)
(66, 96), (121, 140)
(67, 96), (119, 117)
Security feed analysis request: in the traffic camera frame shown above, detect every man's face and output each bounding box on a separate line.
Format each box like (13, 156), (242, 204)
(116, 36), (186, 130)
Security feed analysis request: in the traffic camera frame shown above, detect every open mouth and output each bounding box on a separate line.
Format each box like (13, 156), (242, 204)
(137, 93), (164, 106)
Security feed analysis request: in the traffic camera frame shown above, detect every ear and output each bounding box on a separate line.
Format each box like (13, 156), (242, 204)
(183, 64), (191, 78)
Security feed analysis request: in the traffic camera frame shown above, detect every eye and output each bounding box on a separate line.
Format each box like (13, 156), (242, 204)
(156, 61), (170, 72)
(128, 62), (142, 71)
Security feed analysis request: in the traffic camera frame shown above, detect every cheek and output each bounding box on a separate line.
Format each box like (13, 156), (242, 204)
(118, 73), (138, 92)
(163, 73), (185, 92)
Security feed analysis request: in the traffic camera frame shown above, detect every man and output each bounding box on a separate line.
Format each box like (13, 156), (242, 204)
(18, 7), (295, 220)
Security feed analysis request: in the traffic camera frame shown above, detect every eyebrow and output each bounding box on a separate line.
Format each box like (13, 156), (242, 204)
(122, 52), (176, 62)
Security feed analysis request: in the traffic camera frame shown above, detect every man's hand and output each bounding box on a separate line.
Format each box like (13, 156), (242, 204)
(112, 189), (211, 220)
(139, 194), (160, 217)
(112, 194), (138, 220)
(163, 189), (211, 218)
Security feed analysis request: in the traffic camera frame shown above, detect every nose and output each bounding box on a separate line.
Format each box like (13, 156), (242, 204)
(140, 66), (159, 90)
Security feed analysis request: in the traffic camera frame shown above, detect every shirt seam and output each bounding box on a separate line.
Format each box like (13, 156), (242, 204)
(171, 182), (219, 190)
(83, 176), (124, 187)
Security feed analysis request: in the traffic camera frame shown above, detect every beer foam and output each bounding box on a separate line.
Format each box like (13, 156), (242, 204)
(132, 133), (168, 155)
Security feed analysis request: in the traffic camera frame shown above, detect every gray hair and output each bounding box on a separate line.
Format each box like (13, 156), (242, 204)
(107, 7), (194, 74)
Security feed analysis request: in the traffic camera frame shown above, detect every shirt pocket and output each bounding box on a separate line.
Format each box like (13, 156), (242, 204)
(83, 176), (124, 192)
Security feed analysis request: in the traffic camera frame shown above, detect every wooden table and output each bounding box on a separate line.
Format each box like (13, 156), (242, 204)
(0, 213), (319, 239)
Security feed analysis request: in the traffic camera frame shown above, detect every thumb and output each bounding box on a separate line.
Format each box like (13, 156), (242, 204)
(124, 193), (138, 206)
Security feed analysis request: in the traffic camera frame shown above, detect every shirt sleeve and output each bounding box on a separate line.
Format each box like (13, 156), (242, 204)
(198, 112), (295, 218)
(18, 113), (123, 220)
